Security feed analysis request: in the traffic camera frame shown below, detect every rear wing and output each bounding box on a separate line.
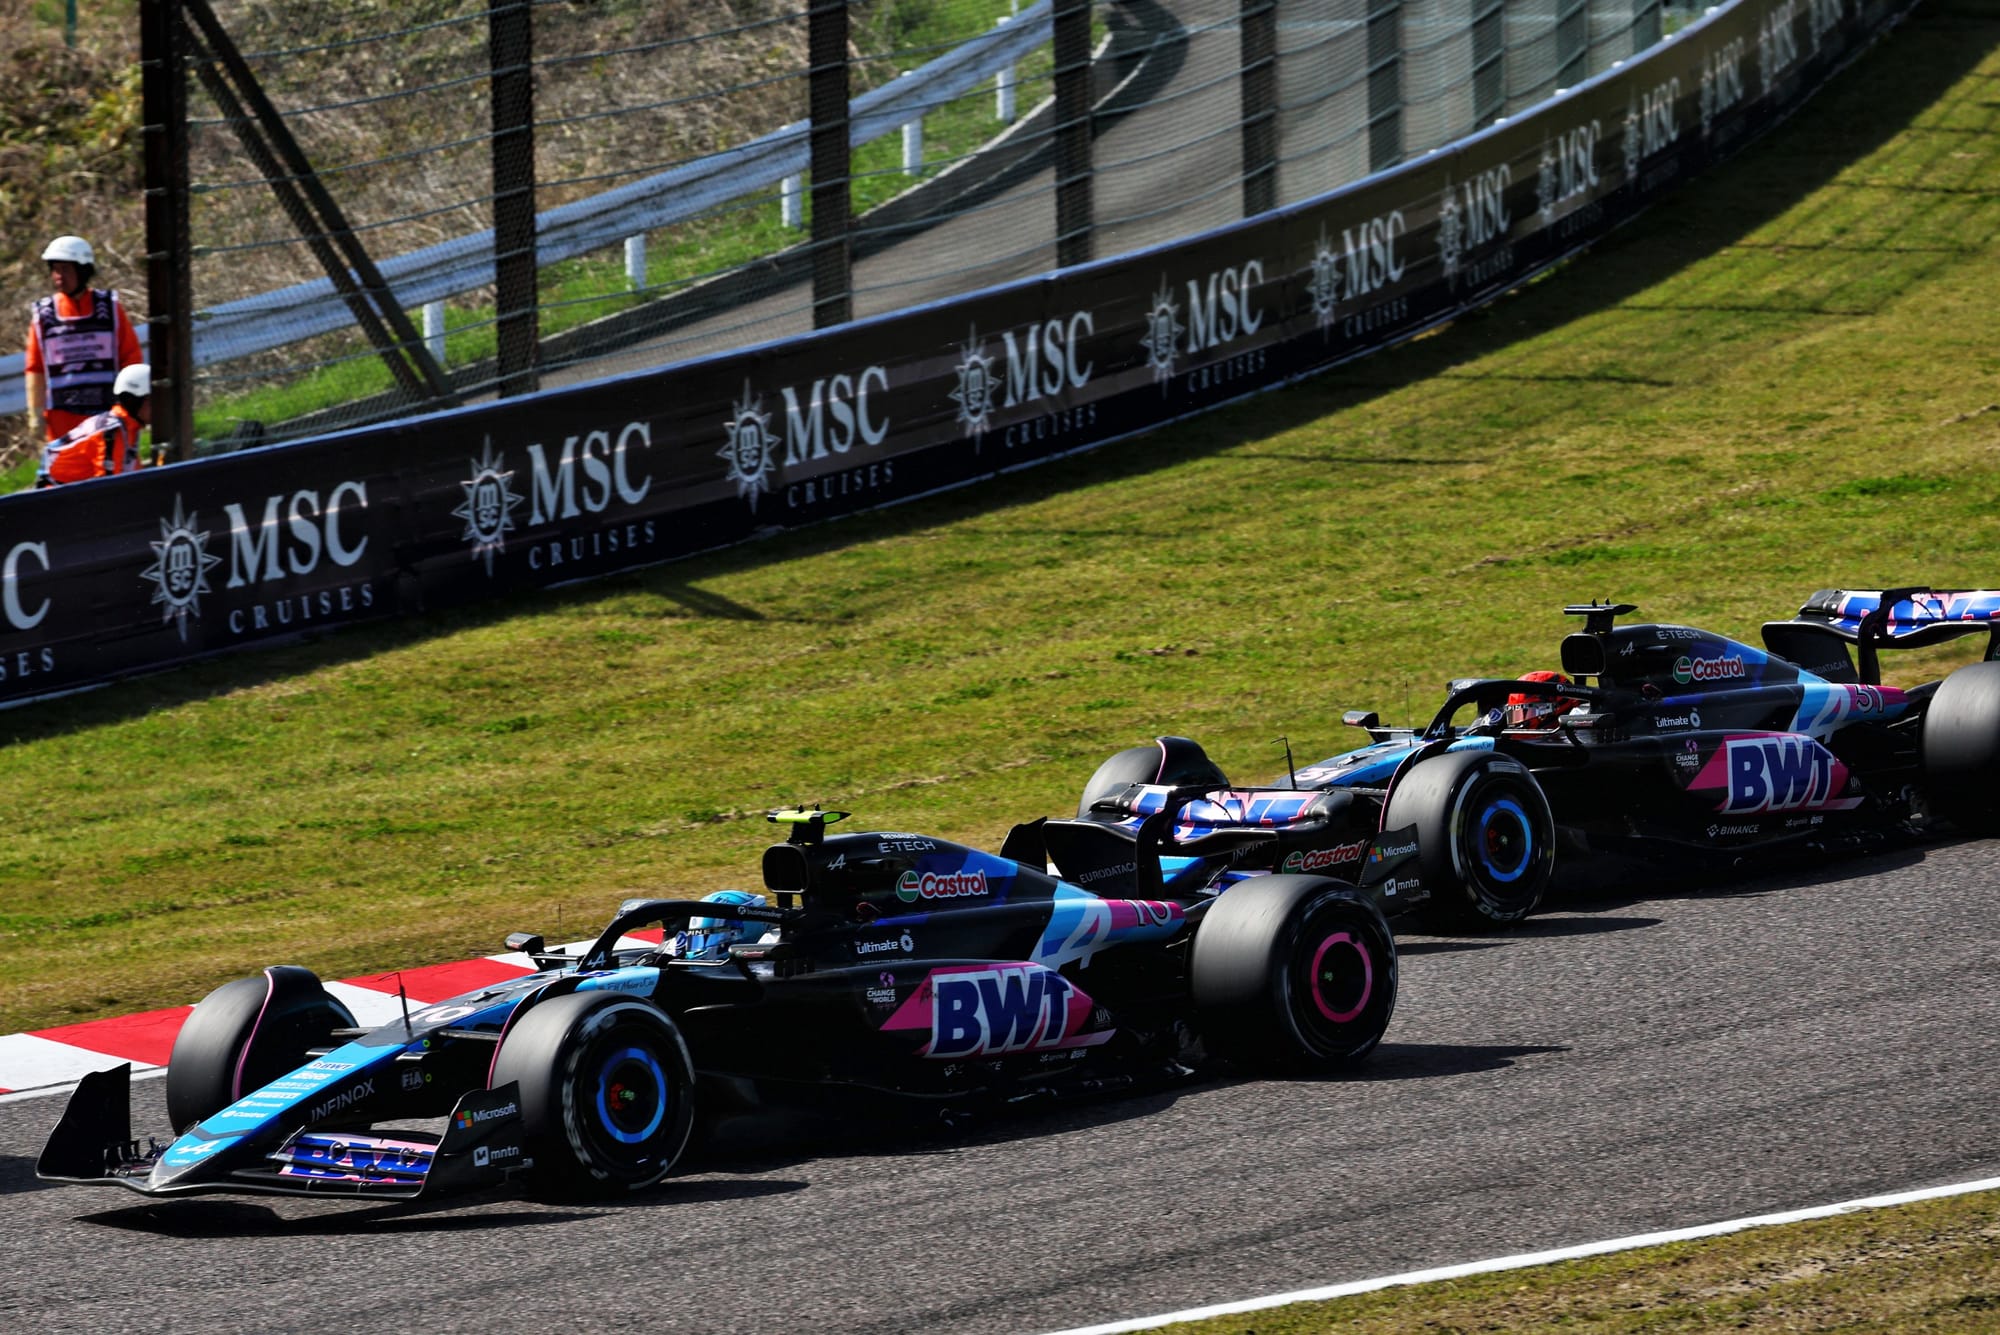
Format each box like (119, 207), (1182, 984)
(1763, 587), (2000, 684)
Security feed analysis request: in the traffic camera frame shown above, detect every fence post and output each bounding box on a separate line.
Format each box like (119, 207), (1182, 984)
(995, 17), (1016, 122)
(624, 234), (646, 289)
(1240, 0), (1277, 216)
(139, 0), (194, 459)
(900, 73), (923, 175)
(808, 0), (852, 327)
(1366, 0), (1403, 173)
(490, 0), (538, 397)
(1054, 0), (1093, 267)
(423, 301), (447, 367)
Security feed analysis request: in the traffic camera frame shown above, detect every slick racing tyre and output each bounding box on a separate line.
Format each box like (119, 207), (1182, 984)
(165, 966), (357, 1133)
(1385, 749), (1555, 932)
(1077, 736), (1229, 817)
(491, 991), (696, 1197)
(1920, 660), (2000, 835)
(1190, 874), (1397, 1074)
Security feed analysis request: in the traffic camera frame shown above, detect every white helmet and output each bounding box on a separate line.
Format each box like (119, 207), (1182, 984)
(42, 236), (96, 267)
(113, 364), (152, 398)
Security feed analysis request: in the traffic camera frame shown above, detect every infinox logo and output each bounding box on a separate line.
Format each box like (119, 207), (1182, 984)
(1673, 653), (1747, 684)
(896, 869), (989, 904)
(1281, 839), (1369, 873)
(307, 1078), (376, 1122)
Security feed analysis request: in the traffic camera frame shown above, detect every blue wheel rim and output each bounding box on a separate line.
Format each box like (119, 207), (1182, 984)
(1476, 797), (1532, 883)
(595, 1044), (668, 1145)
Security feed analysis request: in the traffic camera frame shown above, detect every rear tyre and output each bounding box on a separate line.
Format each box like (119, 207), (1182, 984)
(1191, 874), (1397, 1074)
(1077, 736), (1229, 817)
(1385, 749), (1554, 932)
(1921, 660), (2000, 835)
(165, 966), (356, 1133)
(491, 991), (696, 1197)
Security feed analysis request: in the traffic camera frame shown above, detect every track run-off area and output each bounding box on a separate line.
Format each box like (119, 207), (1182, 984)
(3, 843), (1998, 1332)
(5, 1), (2000, 1331)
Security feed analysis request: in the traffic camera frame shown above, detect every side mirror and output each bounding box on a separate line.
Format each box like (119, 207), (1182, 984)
(1560, 632), (1607, 678)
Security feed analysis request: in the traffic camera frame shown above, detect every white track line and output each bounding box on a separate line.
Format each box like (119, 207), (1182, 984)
(1040, 1174), (2000, 1335)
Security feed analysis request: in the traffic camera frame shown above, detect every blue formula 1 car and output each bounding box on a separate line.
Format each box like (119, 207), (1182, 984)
(1047, 589), (2000, 932)
(40, 809), (1413, 1201)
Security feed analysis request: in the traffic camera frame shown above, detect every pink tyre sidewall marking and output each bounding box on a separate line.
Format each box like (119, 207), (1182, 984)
(1308, 930), (1373, 1025)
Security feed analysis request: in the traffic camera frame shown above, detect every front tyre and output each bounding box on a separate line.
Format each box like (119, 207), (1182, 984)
(1920, 660), (2000, 835)
(1191, 875), (1398, 1074)
(1385, 749), (1555, 932)
(490, 991), (696, 1197)
(165, 966), (356, 1133)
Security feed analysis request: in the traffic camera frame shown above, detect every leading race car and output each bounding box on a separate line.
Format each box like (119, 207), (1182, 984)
(1054, 588), (2000, 932)
(40, 809), (1412, 1201)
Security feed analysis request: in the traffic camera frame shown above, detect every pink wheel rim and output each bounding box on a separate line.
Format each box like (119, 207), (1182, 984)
(1308, 931), (1373, 1025)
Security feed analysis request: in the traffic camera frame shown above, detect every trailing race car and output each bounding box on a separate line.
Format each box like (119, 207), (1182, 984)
(40, 809), (1411, 1201)
(1056, 589), (2000, 932)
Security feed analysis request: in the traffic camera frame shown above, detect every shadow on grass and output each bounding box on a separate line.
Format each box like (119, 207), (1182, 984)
(2, 2), (1992, 749)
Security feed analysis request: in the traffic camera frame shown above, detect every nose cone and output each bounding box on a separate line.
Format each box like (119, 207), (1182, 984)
(149, 1133), (244, 1188)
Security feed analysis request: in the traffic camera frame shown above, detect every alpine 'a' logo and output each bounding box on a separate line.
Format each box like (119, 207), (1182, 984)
(140, 495), (222, 643)
(719, 380), (779, 513)
(1139, 278), (1183, 386)
(1308, 228), (1341, 333)
(452, 437), (523, 576)
(950, 325), (997, 445)
(1436, 181), (1464, 286)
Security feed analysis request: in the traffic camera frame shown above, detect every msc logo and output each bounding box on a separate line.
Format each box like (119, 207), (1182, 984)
(454, 436), (524, 575)
(1185, 261), (1264, 353)
(528, 421), (653, 525)
(721, 382), (780, 512)
(1439, 167), (1510, 285)
(3, 540), (52, 631)
(223, 482), (370, 589)
(140, 496), (224, 642)
(1538, 121), (1601, 224)
(1720, 736), (1839, 813)
(951, 325), (998, 444)
(1139, 278), (1184, 384)
(1624, 79), (1681, 180)
(1699, 38), (1748, 138)
(1760, 0), (1802, 90)
(928, 965), (1080, 1057)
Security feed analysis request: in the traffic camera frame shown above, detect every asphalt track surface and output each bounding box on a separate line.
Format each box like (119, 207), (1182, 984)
(4, 839), (1997, 1333)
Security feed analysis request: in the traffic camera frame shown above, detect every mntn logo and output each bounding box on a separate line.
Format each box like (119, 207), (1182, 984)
(928, 965), (1080, 1058)
(1723, 736), (1836, 813)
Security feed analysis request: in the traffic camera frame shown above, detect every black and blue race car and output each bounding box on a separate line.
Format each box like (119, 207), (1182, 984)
(39, 809), (1415, 1200)
(1048, 588), (2000, 931)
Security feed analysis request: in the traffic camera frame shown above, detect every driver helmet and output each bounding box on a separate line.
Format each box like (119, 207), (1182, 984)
(1503, 670), (1583, 730)
(670, 889), (769, 960)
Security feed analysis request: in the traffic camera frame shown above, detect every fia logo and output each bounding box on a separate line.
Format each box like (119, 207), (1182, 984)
(718, 380), (779, 514)
(950, 325), (997, 446)
(140, 495), (222, 643)
(452, 437), (523, 576)
(1436, 182), (1464, 286)
(1139, 278), (1183, 387)
(1308, 227), (1341, 333)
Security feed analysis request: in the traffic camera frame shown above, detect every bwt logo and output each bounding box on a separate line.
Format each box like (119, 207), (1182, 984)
(3, 541), (51, 630)
(928, 965), (1078, 1057)
(224, 483), (369, 589)
(1722, 736), (1838, 813)
(527, 421), (653, 526)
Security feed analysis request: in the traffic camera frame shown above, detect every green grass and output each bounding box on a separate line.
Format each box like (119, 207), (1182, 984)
(182, 0), (1065, 445)
(2, 3), (1997, 1034)
(1145, 1188), (2000, 1334)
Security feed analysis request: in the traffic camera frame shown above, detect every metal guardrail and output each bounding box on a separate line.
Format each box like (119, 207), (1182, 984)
(0, 2), (1054, 419)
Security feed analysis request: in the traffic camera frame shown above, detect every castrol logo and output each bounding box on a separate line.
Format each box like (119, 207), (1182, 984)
(896, 869), (990, 903)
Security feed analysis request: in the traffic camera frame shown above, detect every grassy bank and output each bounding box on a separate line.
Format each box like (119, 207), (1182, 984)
(1, 2), (1997, 1034)
(1149, 1186), (2000, 1334)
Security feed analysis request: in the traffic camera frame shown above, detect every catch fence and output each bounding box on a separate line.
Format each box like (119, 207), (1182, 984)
(93, 0), (1666, 454)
